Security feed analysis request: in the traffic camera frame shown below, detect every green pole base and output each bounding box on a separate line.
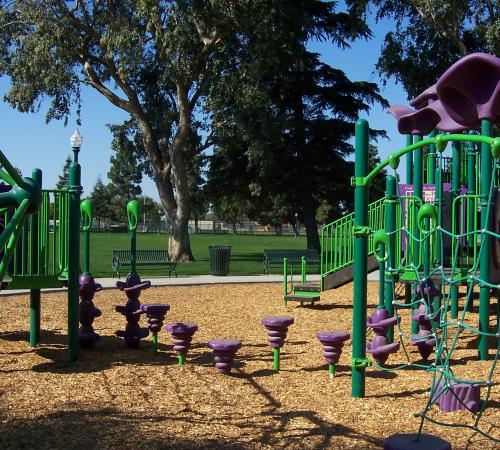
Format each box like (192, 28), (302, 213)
(328, 364), (335, 380)
(273, 347), (280, 372)
(151, 332), (158, 354)
(178, 353), (186, 366)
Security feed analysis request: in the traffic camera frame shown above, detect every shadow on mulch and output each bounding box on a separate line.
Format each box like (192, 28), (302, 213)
(233, 368), (383, 449)
(0, 408), (257, 450)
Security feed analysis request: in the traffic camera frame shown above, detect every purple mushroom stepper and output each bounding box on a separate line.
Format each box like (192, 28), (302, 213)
(207, 339), (242, 374)
(165, 322), (198, 365)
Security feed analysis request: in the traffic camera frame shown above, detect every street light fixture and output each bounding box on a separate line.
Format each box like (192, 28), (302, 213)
(70, 129), (83, 163)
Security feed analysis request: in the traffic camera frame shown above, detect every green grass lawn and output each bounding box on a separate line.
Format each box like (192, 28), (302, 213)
(85, 232), (311, 278)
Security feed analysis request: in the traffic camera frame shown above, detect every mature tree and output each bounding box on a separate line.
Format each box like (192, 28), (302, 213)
(207, 1), (387, 249)
(56, 155), (72, 190)
(90, 176), (113, 230)
(0, 1), (266, 262)
(365, 0), (499, 97)
(107, 124), (143, 200)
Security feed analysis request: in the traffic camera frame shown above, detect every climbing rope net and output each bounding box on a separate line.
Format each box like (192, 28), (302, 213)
(373, 149), (499, 443)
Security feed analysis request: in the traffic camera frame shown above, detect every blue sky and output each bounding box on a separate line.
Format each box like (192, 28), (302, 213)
(0, 9), (408, 201)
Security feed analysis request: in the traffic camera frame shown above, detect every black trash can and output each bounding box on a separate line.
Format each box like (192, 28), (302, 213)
(209, 245), (231, 276)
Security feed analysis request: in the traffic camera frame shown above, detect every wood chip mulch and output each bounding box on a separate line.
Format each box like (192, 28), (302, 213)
(0, 282), (498, 449)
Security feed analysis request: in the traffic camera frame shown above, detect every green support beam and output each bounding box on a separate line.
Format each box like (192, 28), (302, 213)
(352, 119), (369, 398)
(67, 162), (81, 362)
(478, 119), (492, 360)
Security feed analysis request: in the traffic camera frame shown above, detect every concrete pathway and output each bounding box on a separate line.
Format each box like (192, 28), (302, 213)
(0, 271), (380, 296)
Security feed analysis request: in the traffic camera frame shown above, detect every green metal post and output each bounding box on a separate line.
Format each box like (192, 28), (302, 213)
(151, 332), (158, 354)
(385, 175), (397, 342)
(178, 353), (186, 366)
(127, 200), (140, 274)
(412, 135), (423, 334)
(450, 141), (461, 319)
(427, 131), (436, 185)
(466, 138), (476, 312)
(283, 257), (288, 306)
(301, 256), (306, 285)
(434, 143), (443, 312)
(479, 119), (492, 360)
(328, 363), (335, 379)
(29, 169), (42, 347)
(80, 199), (93, 275)
(67, 162), (81, 362)
(378, 257), (385, 309)
(352, 119), (369, 398)
(406, 135), (413, 184)
(273, 347), (280, 372)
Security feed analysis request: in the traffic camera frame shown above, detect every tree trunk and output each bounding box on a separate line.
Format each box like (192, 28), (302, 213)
(293, 59), (320, 251)
(135, 80), (195, 262)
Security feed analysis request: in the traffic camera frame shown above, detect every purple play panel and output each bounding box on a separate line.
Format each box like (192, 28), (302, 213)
(208, 339), (242, 374)
(384, 434), (451, 450)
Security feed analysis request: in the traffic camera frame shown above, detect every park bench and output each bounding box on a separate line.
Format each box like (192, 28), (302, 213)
(263, 248), (320, 274)
(112, 249), (177, 278)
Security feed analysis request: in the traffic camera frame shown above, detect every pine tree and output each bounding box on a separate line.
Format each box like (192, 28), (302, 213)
(56, 155), (72, 190)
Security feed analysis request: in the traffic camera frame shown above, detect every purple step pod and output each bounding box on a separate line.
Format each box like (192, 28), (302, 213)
(410, 304), (436, 360)
(141, 304), (170, 353)
(366, 308), (400, 365)
(79, 274), (102, 347)
(260, 316), (294, 348)
(384, 433), (451, 450)
(316, 331), (350, 379)
(207, 339), (242, 374)
(115, 272), (151, 348)
(261, 316), (295, 372)
(165, 322), (198, 365)
(432, 382), (481, 413)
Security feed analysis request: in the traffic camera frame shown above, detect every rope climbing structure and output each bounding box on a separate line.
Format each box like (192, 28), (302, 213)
(351, 53), (500, 447)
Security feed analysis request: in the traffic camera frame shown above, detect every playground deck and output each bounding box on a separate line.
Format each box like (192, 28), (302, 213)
(0, 282), (497, 449)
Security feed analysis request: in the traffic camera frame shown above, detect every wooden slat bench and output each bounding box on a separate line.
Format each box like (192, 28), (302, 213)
(112, 249), (177, 278)
(263, 248), (320, 274)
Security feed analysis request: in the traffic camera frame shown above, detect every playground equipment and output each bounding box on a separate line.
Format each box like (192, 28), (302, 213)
(141, 304), (170, 353)
(261, 316), (294, 372)
(79, 199), (102, 347)
(315, 331), (350, 379)
(115, 200), (171, 350)
(165, 322), (198, 365)
(208, 339), (242, 374)
(0, 138), (83, 362)
(349, 53), (499, 447)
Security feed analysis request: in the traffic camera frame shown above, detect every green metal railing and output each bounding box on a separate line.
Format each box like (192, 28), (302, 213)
(320, 197), (386, 278)
(3, 189), (70, 281)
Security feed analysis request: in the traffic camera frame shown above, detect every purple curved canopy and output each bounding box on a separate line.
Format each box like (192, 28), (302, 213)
(387, 52), (500, 134)
(436, 52), (500, 127)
